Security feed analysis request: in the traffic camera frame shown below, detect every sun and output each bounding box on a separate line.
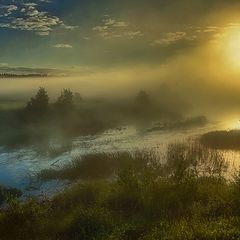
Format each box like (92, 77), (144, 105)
(223, 29), (240, 69)
(214, 28), (240, 72)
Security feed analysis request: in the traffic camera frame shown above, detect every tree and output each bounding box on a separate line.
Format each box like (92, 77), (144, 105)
(26, 87), (49, 115)
(74, 92), (83, 105)
(55, 89), (74, 112)
(133, 90), (153, 120)
(135, 90), (151, 107)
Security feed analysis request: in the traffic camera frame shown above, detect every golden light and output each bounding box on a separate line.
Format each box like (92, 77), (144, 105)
(220, 28), (240, 70)
(223, 117), (240, 130)
(227, 30), (240, 66)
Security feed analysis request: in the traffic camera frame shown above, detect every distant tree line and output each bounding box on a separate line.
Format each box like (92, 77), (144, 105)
(23, 87), (157, 129)
(0, 73), (49, 78)
(26, 88), (150, 115)
(25, 87), (83, 118)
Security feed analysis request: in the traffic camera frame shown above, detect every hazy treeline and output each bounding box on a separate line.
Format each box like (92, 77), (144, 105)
(0, 84), (192, 149)
(0, 73), (48, 78)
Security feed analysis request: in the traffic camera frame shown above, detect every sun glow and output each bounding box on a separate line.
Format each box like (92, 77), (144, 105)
(223, 29), (240, 69)
(225, 119), (240, 130)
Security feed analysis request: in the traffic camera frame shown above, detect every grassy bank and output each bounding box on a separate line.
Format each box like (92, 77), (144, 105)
(40, 151), (152, 180)
(0, 186), (22, 205)
(1, 142), (240, 239)
(201, 130), (240, 150)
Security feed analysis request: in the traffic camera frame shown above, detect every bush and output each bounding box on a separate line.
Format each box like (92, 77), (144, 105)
(1, 141), (240, 240)
(0, 186), (22, 205)
(56, 207), (113, 240)
(143, 218), (240, 240)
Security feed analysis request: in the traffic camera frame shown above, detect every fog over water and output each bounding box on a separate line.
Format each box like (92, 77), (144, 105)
(0, 121), (227, 197)
(1, 0), (240, 201)
(3, 47), (240, 116)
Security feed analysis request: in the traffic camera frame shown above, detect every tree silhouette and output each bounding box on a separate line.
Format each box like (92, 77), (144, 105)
(133, 90), (153, 119)
(135, 90), (151, 107)
(26, 87), (49, 115)
(55, 89), (74, 112)
(74, 92), (83, 105)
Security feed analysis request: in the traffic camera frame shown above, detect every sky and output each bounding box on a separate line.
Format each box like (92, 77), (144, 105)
(1, 0), (240, 69)
(2, 0), (240, 112)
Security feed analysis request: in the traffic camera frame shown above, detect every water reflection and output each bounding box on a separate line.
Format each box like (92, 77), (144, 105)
(0, 120), (238, 197)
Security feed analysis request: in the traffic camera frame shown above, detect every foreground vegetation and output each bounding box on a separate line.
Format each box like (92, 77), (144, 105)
(2, 142), (240, 239)
(0, 186), (22, 205)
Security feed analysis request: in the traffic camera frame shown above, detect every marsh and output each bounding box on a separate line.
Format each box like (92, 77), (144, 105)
(0, 87), (238, 198)
(3, 0), (240, 239)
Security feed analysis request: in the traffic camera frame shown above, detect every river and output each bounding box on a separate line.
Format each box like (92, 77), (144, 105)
(0, 119), (239, 199)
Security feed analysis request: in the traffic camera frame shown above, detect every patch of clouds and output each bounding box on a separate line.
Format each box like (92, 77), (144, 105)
(37, 31), (50, 36)
(225, 23), (240, 30)
(93, 16), (143, 40)
(0, 1), (78, 36)
(152, 32), (197, 45)
(191, 26), (220, 33)
(203, 26), (219, 33)
(38, 0), (52, 3)
(189, 23), (240, 43)
(54, 43), (73, 49)
(152, 23), (240, 46)
(63, 24), (78, 30)
(0, 5), (18, 17)
(193, 23), (240, 33)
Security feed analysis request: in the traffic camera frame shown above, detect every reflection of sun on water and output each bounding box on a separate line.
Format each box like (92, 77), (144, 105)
(223, 118), (240, 130)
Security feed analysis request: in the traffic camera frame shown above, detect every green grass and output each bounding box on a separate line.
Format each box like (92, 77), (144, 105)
(40, 151), (153, 180)
(0, 141), (239, 240)
(0, 186), (22, 205)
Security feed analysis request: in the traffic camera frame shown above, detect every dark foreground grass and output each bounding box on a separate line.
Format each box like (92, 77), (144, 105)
(1, 142), (240, 240)
(40, 151), (153, 180)
(0, 186), (22, 205)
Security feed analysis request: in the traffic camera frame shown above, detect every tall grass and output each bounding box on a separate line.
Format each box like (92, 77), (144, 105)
(40, 151), (157, 180)
(0, 186), (22, 205)
(1, 141), (240, 240)
(41, 141), (228, 181)
(166, 141), (229, 179)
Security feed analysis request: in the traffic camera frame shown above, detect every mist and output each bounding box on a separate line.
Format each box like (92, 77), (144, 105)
(2, 47), (240, 119)
(2, 1), (240, 238)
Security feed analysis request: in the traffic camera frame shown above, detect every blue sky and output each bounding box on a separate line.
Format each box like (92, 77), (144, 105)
(1, 0), (240, 73)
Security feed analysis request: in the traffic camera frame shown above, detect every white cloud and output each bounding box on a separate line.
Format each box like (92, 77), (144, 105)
(153, 32), (197, 45)
(0, 5), (18, 17)
(37, 31), (50, 36)
(103, 18), (128, 27)
(0, 2), (78, 36)
(93, 16), (143, 40)
(38, 0), (52, 3)
(125, 31), (144, 39)
(54, 44), (73, 49)
(187, 23), (240, 43)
